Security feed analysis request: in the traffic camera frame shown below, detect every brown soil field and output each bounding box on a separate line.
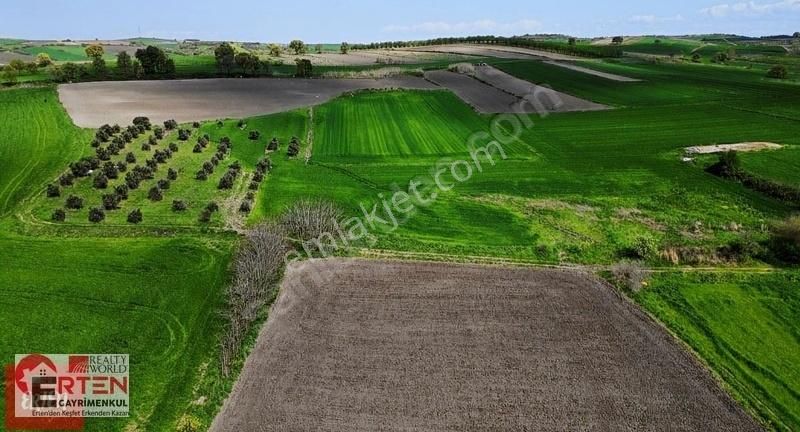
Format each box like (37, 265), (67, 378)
(292, 49), (471, 66)
(212, 258), (761, 432)
(424, 70), (525, 113)
(405, 44), (579, 61)
(544, 60), (641, 82)
(472, 65), (609, 112)
(58, 77), (438, 127)
(0, 51), (34, 65)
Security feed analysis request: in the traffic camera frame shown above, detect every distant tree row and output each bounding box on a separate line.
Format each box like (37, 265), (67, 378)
(348, 35), (623, 58)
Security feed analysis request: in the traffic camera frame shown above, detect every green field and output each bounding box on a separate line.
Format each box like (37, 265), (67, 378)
(637, 271), (800, 431)
(0, 87), (234, 431)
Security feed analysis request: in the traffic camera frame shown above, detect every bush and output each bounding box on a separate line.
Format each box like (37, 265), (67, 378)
(102, 161), (119, 179)
(624, 236), (657, 260)
(218, 173), (236, 189)
(198, 209), (213, 223)
(175, 414), (202, 432)
(193, 144), (203, 153)
(245, 191), (255, 201)
(141, 142), (151, 151)
(771, 216), (800, 263)
(125, 152), (136, 163)
(249, 181), (260, 190)
(51, 208), (66, 222)
(69, 158), (95, 177)
(102, 193), (120, 210)
(195, 170), (208, 180)
(116, 161), (128, 173)
(280, 199), (342, 241)
(93, 173), (109, 189)
(239, 200), (252, 213)
(114, 184), (129, 200)
(59, 173), (75, 186)
(132, 116), (151, 130)
(148, 135), (158, 146)
(178, 129), (191, 141)
(127, 208), (143, 224)
(248, 130), (261, 140)
(611, 261), (646, 292)
(206, 202), (219, 212)
(167, 168), (178, 180)
(88, 207), (105, 223)
(287, 137), (300, 157)
(46, 184), (60, 197)
(767, 65), (788, 79)
(148, 186), (163, 201)
(203, 161), (215, 173)
(65, 195), (83, 209)
(163, 119), (178, 130)
(267, 138), (279, 151)
(172, 200), (188, 212)
(157, 179), (170, 190)
(169, 142), (179, 152)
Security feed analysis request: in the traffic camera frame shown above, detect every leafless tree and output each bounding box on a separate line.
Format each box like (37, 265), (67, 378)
(280, 199), (342, 241)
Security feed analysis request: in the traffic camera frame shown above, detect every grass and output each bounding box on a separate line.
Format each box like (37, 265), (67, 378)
(636, 271), (800, 431)
(0, 86), (235, 431)
(0, 87), (92, 217)
(737, 146), (800, 188)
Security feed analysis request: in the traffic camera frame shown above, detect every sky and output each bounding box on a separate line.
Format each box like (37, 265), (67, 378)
(2, 0), (799, 42)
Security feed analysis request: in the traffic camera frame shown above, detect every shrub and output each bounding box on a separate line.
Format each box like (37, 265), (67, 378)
(203, 161), (215, 173)
(167, 168), (178, 180)
(93, 173), (109, 189)
(91, 138), (101, 148)
(237, 119), (245, 129)
(767, 65), (788, 79)
(611, 261), (646, 292)
(114, 184), (129, 200)
(206, 202), (219, 212)
(287, 137), (300, 157)
(46, 184), (60, 197)
(630, 236), (657, 260)
(178, 129), (191, 141)
(195, 170), (208, 180)
(248, 181), (259, 190)
(126, 152), (136, 163)
(95, 147), (110, 161)
(239, 200), (252, 213)
(280, 199), (342, 241)
(169, 142), (179, 152)
(163, 119), (178, 130)
(198, 209), (212, 223)
(248, 130), (261, 140)
(218, 172), (236, 189)
(157, 179), (171, 190)
(141, 142), (151, 151)
(153, 126), (164, 139)
(65, 195), (84, 209)
(252, 172), (264, 183)
(192, 121), (201, 128)
(172, 200), (188, 212)
(102, 193), (120, 210)
(59, 173), (75, 186)
(116, 161), (128, 173)
(771, 216), (800, 263)
(175, 414), (202, 432)
(127, 208), (143, 224)
(267, 138), (279, 151)
(245, 191), (255, 201)
(51, 209), (66, 222)
(102, 161), (119, 179)
(132, 116), (151, 130)
(256, 158), (272, 174)
(193, 143), (203, 153)
(148, 186), (163, 201)
(88, 207), (105, 223)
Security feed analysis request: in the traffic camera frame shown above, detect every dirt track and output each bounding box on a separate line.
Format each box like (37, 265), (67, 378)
(406, 44), (579, 61)
(58, 77), (438, 127)
(544, 60), (641, 82)
(212, 259), (761, 432)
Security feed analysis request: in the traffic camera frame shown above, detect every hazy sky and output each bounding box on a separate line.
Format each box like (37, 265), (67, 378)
(3, 0), (799, 42)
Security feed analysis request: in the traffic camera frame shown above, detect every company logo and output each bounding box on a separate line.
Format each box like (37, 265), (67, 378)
(11, 354), (129, 422)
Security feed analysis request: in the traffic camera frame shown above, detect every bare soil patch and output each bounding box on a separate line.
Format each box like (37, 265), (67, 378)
(0, 51), (34, 65)
(58, 77), (438, 127)
(472, 65), (608, 112)
(424, 70), (520, 113)
(685, 142), (783, 155)
(544, 60), (641, 82)
(405, 44), (579, 61)
(212, 258), (760, 432)
(292, 49), (472, 66)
